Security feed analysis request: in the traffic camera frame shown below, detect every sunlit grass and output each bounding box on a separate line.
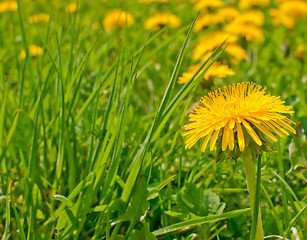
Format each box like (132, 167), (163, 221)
(0, 0), (306, 239)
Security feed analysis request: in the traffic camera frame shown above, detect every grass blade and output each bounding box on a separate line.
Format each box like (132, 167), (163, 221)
(152, 208), (250, 236)
(121, 14), (198, 205)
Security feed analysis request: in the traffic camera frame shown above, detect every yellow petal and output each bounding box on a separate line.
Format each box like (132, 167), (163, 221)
(263, 121), (285, 138)
(201, 130), (214, 152)
(229, 118), (235, 129)
(210, 129), (220, 151)
(270, 120), (290, 136)
(276, 119), (296, 134)
(241, 119), (262, 146)
(250, 121), (278, 142)
(185, 134), (200, 149)
(227, 124), (235, 150)
(236, 122), (245, 151)
(222, 125), (228, 151)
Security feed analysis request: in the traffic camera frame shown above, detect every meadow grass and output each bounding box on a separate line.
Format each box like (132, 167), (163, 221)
(0, 0), (307, 239)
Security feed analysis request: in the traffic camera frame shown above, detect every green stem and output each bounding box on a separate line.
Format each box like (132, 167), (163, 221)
(242, 153), (264, 240)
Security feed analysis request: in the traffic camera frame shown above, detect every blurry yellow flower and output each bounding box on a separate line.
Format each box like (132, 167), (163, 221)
(295, 44), (306, 59)
(139, 0), (168, 3)
(66, 2), (77, 13)
(184, 82), (296, 152)
(196, 44), (247, 64)
(215, 7), (240, 22)
(231, 10), (265, 26)
(224, 44), (247, 62)
(144, 13), (180, 30)
(0, 1), (17, 12)
(29, 13), (50, 23)
(238, 0), (270, 9)
(280, 0), (307, 19)
(193, 31), (238, 60)
(103, 9), (134, 31)
(194, 7), (241, 31)
(224, 22), (264, 41)
(269, 9), (295, 28)
(178, 62), (235, 84)
(191, 0), (223, 10)
(194, 14), (219, 31)
(20, 45), (43, 59)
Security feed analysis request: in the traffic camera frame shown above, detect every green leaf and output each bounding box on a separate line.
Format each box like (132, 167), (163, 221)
(10, 110), (33, 154)
(177, 183), (225, 217)
(152, 208), (250, 236)
(287, 124), (307, 176)
(114, 176), (149, 224)
(53, 194), (74, 208)
(128, 223), (157, 240)
(147, 175), (176, 200)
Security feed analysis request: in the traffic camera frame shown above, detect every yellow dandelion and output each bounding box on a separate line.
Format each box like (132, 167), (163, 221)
(224, 44), (247, 63)
(195, 13), (230, 31)
(295, 44), (306, 59)
(280, 0), (307, 19)
(269, 8), (295, 29)
(191, 0), (223, 10)
(144, 13), (180, 30)
(194, 14), (215, 31)
(231, 10), (265, 26)
(20, 45), (43, 59)
(0, 1), (17, 12)
(193, 31), (238, 60)
(178, 62), (235, 84)
(29, 13), (50, 23)
(184, 82), (296, 153)
(215, 7), (240, 22)
(193, 31), (242, 62)
(238, 0), (270, 9)
(103, 9), (134, 31)
(224, 22), (264, 41)
(139, 0), (168, 3)
(196, 43), (247, 64)
(194, 8), (240, 32)
(66, 2), (77, 13)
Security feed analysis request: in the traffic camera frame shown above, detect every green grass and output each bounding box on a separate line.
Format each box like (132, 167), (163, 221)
(0, 0), (307, 239)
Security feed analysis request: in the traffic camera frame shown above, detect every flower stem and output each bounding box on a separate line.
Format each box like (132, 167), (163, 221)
(242, 153), (264, 240)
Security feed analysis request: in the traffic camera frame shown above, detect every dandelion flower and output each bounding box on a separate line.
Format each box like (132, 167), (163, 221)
(194, 14), (217, 31)
(178, 62), (235, 84)
(192, 31), (246, 62)
(184, 82), (295, 154)
(215, 7), (240, 22)
(0, 1), (17, 12)
(139, 0), (168, 3)
(224, 44), (247, 63)
(230, 10), (265, 26)
(29, 13), (50, 23)
(269, 8), (295, 29)
(194, 8), (239, 32)
(280, 0), (307, 19)
(224, 22), (264, 41)
(103, 9), (134, 31)
(193, 31), (238, 60)
(20, 45), (43, 59)
(191, 0), (223, 10)
(295, 44), (306, 59)
(144, 13), (180, 30)
(238, 0), (270, 9)
(66, 2), (77, 13)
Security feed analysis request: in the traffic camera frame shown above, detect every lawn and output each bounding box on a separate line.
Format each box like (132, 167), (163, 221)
(0, 0), (306, 239)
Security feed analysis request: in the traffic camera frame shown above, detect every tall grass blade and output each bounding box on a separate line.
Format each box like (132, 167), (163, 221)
(152, 208), (250, 236)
